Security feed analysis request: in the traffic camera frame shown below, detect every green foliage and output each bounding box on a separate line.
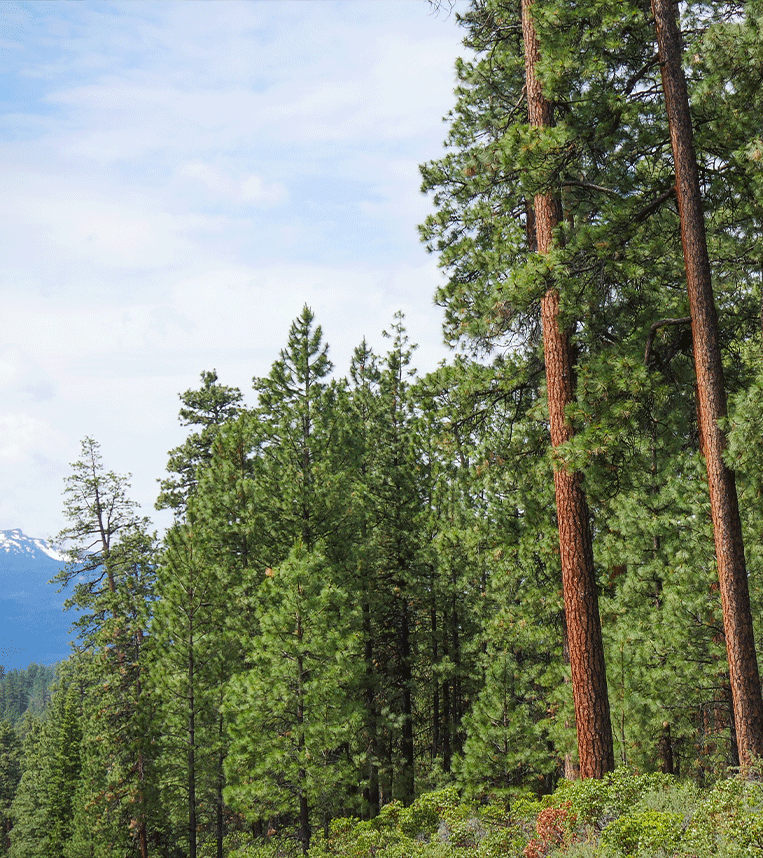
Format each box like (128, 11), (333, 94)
(274, 766), (758, 858)
(0, 666), (55, 727)
(251, 304), (347, 557)
(9, 717), (55, 858)
(224, 544), (363, 843)
(308, 786), (535, 858)
(8, 2), (763, 854)
(157, 369), (243, 515)
(0, 721), (21, 857)
(551, 769), (677, 827)
(600, 811), (683, 857)
(680, 775), (763, 858)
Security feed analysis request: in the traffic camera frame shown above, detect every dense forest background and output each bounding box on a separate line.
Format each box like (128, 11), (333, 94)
(3, 0), (763, 856)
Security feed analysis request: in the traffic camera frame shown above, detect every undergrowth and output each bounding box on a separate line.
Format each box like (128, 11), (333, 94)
(215, 767), (763, 858)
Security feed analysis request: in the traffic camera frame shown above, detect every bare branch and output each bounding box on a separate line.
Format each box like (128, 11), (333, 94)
(644, 317), (692, 366)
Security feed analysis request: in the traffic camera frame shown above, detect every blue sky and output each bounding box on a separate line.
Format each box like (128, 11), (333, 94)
(0, 0), (468, 539)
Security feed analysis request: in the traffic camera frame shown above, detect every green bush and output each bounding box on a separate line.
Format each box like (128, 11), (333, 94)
(399, 787), (460, 839)
(220, 771), (763, 857)
(552, 769), (676, 828)
(601, 810), (683, 856)
(680, 775), (763, 858)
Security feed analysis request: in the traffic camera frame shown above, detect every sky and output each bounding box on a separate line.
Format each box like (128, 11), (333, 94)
(0, 0), (470, 540)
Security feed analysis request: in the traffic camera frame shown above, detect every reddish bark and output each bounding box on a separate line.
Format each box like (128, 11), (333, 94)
(521, 0), (614, 779)
(652, 0), (763, 768)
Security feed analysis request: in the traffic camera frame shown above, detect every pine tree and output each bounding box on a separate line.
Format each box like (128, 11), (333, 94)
(149, 520), (240, 858)
(357, 316), (427, 805)
(157, 370), (243, 516)
(651, 0), (763, 768)
(9, 717), (55, 858)
(346, 339), (384, 816)
(251, 305), (348, 560)
(224, 545), (362, 854)
(53, 439), (155, 857)
(0, 721), (21, 855)
(49, 686), (81, 858)
(418, 355), (571, 789)
(420, 0), (763, 779)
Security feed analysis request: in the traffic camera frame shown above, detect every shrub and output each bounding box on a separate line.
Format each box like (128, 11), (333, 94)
(399, 787), (460, 839)
(524, 802), (578, 858)
(600, 810), (683, 857)
(680, 774), (763, 858)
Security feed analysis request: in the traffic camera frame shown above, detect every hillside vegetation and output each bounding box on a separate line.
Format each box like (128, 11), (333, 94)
(4, 1), (763, 856)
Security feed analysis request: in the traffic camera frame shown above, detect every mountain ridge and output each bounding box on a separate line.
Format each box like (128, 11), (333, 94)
(0, 528), (65, 563)
(0, 528), (75, 670)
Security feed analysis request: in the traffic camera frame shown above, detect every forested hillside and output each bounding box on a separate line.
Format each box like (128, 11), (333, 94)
(0, 666), (55, 726)
(3, 1), (763, 856)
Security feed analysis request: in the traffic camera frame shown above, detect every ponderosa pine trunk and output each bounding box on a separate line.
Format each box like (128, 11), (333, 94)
(521, 0), (614, 779)
(652, 0), (763, 768)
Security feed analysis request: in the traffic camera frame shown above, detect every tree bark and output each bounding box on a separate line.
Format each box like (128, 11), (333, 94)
(521, 0), (614, 779)
(652, 0), (763, 768)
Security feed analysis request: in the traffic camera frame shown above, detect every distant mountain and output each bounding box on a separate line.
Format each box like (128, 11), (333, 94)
(0, 529), (76, 670)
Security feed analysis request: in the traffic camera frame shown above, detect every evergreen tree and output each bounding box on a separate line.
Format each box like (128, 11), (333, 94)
(651, 0), (763, 767)
(9, 666), (85, 858)
(53, 439), (155, 858)
(49, 686), (81, 858)
(8, 718), (54, 858)
(156, 370), (243, 516)
(520, 0), (613, 778)
(418, 355), (570, 790)
(0, 721), (21, 855)
(251, 305), (348, 560)
(149, 520), (241, 858)
(224, 545), (362, 854)
(419, 0), (763, 779)
(356, 316), (427, 805)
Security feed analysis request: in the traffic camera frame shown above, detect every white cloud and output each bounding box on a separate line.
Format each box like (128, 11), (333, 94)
(0, 0), (468, 537)
(180, 161), (287, 207)
(0, 414), (62, 464)
(0, 344), (57, 402)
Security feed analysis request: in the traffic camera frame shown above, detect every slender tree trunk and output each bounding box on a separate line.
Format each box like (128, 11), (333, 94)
(521, 0), (614, 779)
(134, 626), (149, 858)
(450, 586), (462, 759)
(296, 618), (311, 853)
(362, 598), (380, 818)
(188, 632), (197, 858)
(652, 0), (763, 768)
(431, 605), (440, 761)
(442, 606), (452, 774)
(399, 597), (415, 804)
(217, 711), (224, 858)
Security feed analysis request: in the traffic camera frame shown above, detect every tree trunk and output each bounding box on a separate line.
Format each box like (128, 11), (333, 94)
(399, 597), (415, 804)
(442, 604), (452, 773)
(188, 633), (197, 858)
(431, 605), (440, 762)
(521, 0), (614, 779)
(652, 0), (763, 768)
(362, 599), (380, 818)
(217, 711), (225, 858)
(296, 618), (311, 853)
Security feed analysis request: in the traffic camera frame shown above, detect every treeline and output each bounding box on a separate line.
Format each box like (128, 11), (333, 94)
(5, 0), (763, 856)
(0, 666), (55, 726)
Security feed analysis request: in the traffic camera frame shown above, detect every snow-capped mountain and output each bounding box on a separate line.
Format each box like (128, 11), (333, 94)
(0, 529), (65, 563)
(0, 529), (75, 669)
